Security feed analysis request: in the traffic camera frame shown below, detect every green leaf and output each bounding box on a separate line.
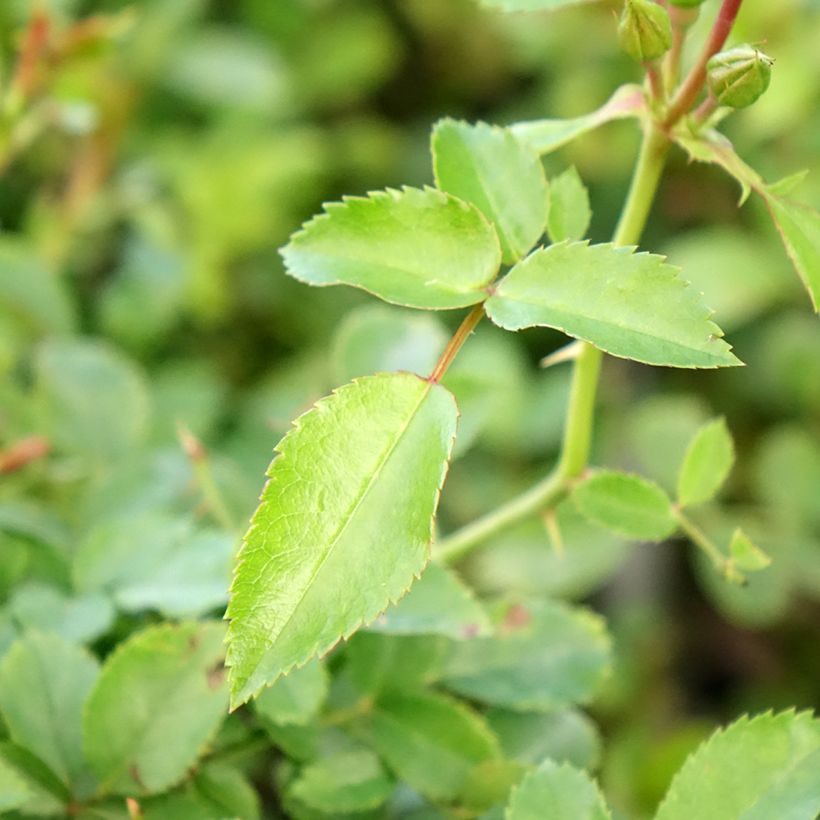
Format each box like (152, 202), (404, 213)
(486, 242), (740, 368)
(505, 760), (611, 820)
(512, 85), (644, 155)
(479, 0), (596, 10)
(83, 621), (228, 795)
(331, 304), (448, 384)
(0, 632), (99, 790)
(655, 710), (820, 820)
(432, 119), (548, 263)
(0, 753), (33, 813)
(729, 529), (771, 573)
(226, 373), (458, 707)
(289, 749), (395, 813)
(368, 563), (491, 639)
(487, 707), (601, 769)
(764, 196), (820, 313)
(441, 598), (611, 711)
(573, 471), (676, 541)
(253, 659), (328, 726)
(368, 690), (500, 802)
(676, 417), (735, 508)
(546, 167), (591, 243)
(193, 763), (261, 820)
(7, 584), (114, 645)
(281, 186), (501, 309)
(0, 743), (67, 816)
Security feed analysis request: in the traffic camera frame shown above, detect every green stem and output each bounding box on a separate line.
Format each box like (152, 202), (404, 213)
(436, 123), (670, 565)
(673, 508), (730, 576)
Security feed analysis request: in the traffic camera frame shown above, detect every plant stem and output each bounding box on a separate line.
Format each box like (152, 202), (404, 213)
(664, 0), (745, 127)
(436, 123), (670, 565)
(673, 508), (729, 576)
(428, 303), (484, 384)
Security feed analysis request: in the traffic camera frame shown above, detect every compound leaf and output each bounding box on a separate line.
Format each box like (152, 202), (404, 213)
(441, 598), (611, 711)
(0, 632), (98, 790)
(655, 711), (820, 820)
(83, 621), (228, 795)
(281, 186), (500, 310)
(677, 417), (735, 508)
(368, 689), (500, 802)
(432, 119), (548, 263)
(485, 242), (740, 369)
(506, 760), (611, 820)
(573, 471), (676, 541)
(226, 373), (458, 707)
(547, 166), (591, 243)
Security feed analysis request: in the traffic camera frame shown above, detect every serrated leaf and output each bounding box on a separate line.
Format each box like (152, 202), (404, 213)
(368, 690), (500, 802)
(485, 242), (740, 368)
(0, 632), (99, 790)
(368, 562), (491, 639)
(281, 186), (501, 310)
(573, 471), (676, 541)
(656, 710), (820, 820)
(764, 196), (820, 313)
(432, 119), (548, 263)
(479, 0), (595, 10)
(729, 529), (771, 573)
(289, 749), (394, 813)
(487, 707), (601, 769)
(512, 85), (644, 155)
(83, 621), (228, 795)
(546, 166), (591, 243)
(226, 373), (458, 707)
(505, 760), (611, 820)
(253, 659), (328, 726)
(441, 598), (611, 711)
(767, 170), (809, 198)
(677, 417), (735, 508)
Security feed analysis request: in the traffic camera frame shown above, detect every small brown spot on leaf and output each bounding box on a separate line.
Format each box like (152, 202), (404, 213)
(462, 623), (480, 639)
(502, 603), (531, 632)
(128, 764), (146, 791)
(207, 661), (226, 690)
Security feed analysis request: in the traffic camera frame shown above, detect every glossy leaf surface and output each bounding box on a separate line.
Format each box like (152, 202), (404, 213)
(486, 242), (740, 368)
(432, 119), (548, 263)
(227, 373), (458, 706)
(281, 186), (501, 309)
(84, 621), (228, 795)
(573, 471), (676, 541)
(677, 417), (735, 508)
(656, 711), (820, 820)
(441, 598), (611, 711)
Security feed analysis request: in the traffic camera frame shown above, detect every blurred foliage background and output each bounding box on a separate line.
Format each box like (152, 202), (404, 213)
(0, 0), (819, 817)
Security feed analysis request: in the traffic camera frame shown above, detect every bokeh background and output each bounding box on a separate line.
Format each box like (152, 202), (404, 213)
(1, 0), (819, 817)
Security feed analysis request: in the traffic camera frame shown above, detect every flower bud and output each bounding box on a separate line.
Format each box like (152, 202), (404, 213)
(707, 46), (774, 109)
(618, 0), (673, 63)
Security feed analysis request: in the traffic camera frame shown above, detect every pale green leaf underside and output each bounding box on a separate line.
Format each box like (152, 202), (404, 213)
(0, 632), (98, 789)
(764, 197), (820, 313)
(677, 417), (735, 508)
(485, 242), (741, 369)
(83, 621), (228, 795)
(368, 562), (492, 639)
(281, 186), (501, 310)
(512, 85), (644, 156)
(226, 373), (458, 707)
(573, 471), (676, 541)
(656, 710), (820, 820)
(441, 598), (611, 711)
(432, 119), (548, 263)
(506, 760), (611, 820)
(252, 659), (328, 726)
(289, 749), (394, 813)
(369, 689), (500, 802)
(480, 0), (596, 10)
(547, 166), (592, 243)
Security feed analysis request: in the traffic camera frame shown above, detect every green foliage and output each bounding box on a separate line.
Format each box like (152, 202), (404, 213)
(226, 373), (458, 706)
(676, 417), (735, 508)
(485, 243), (741, 368)
(281, 187), (501, 310)
(546, 166), (592, 243)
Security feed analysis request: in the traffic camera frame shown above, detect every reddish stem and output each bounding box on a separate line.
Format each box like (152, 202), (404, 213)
(664, 0), (744, 127)
(427, 303), (484, 384)
(0, 436), (50, 474)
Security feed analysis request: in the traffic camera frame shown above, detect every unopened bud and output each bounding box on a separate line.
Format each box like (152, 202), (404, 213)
(707, 46), (773, 109)
(618, 0), (672, 63)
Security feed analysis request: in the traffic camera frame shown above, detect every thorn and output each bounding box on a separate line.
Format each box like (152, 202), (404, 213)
(177, 422), (205, 463)
(542, 508), (564, 556)
(540, 340), (584, 369)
